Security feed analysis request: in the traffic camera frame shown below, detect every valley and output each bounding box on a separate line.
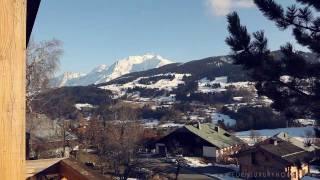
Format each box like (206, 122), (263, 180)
(38, 52), (320, 132)
(28, 52), (320, 180)
(2, 1), (319, 179)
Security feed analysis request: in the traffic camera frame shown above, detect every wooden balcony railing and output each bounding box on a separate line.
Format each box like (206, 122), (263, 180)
(26, 158), (106, 180)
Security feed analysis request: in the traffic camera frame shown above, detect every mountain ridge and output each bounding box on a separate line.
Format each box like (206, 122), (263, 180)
(50, 54), (173, 87)
(51, 51), (318, 88)
(101, 55), (247, 86)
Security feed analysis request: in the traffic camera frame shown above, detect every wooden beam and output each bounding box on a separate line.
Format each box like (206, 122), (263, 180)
(0, 0), (26, 179)
(26, 158), (65, 179)
(59, 159), (106, 180)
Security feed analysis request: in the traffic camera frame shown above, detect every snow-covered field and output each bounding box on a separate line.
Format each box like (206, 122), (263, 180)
(140, 119), (159, 128)
(159, 122), (184, 128)
(294, 118), (317, 126)
(310, 166), (320, 174)
(197, 76), (254, 94)
(212, 113), (236, 127)
(101, 73), (191, 93)
(236, 126), (315, 142)
(153, 94), (176, 103)
(74, 103), (94, 110)
(197, 77), (228, 93)
(183, 157), (212, 167)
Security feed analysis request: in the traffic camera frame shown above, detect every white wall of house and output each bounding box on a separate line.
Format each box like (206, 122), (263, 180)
(203, 146), (216, 157)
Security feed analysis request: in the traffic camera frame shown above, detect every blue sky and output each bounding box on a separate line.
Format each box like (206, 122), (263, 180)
(33, 0), (298, 74)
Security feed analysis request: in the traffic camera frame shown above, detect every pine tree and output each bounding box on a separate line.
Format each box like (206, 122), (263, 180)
(225, 0), (320, 127)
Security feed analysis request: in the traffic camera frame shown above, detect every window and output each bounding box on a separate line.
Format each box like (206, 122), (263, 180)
(292, 172), (297, 178)
(251, 152), (256, 164)
(224, 133), (230, 137)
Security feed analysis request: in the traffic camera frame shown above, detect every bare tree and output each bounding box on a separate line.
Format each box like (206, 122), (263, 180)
(26, 39), (63, 158)
(103, 121), (144, 180)
(98, 106), (144, 180)
(304, 129), (315, 147)
(84, 116), (105, 151)
(75, 106), (145, 178)
(170, 143), (183, 180)
(59, 119), (73, 157)
(250, 130), (262, 144)
(26, 38), (63, 114)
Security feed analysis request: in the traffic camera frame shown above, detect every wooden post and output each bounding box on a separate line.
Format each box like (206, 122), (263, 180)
(0, 0), (26, 179)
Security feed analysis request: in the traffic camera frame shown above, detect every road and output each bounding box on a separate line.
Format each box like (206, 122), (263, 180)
(139, 157), (236, 180)
(178, 167), (219, 180)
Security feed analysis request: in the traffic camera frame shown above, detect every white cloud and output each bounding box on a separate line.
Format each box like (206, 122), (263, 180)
(206, 0), (254, 16)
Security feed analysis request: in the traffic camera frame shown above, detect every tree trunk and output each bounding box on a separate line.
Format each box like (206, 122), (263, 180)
(175, 162), (181, 180)
(63, 120), (66, 157)
(0, 0), (26, 179)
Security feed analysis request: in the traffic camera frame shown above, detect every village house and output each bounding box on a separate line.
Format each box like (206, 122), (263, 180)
(261, 132), (319, 153)
(236, 133), (315, 180)
(155, 123), (244, 162)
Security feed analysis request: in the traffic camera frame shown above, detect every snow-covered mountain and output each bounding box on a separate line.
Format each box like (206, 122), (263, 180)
(50, 72), (86, 87)
(50, 54), (173, 87)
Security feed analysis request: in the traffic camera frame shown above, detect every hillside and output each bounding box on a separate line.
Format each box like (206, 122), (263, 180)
(104, 55), (249, 85)
(41, 52), (318, 131)
(32, 86), (115, 120)
(96, 55), (251, 100)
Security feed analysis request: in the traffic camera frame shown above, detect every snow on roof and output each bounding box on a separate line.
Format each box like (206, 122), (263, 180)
(294, 119), (316, 126)
(183, 157), (212, 167)
(236, 126), (315, 138)
(271, 132), (318, 152)
(74, 103), (94, 110)
(159, 123), (184, 128)
(185, 123), (243, 149)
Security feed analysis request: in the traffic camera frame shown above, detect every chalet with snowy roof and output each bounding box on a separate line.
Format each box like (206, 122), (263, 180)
(236, 132), (315, 180)
(262, 132), (319, 152)
(155, 123), (244, 162)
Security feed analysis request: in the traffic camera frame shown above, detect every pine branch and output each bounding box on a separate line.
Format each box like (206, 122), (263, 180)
(277, 80), (311, 98)
(254, 0), (320, 32)
(291, 21), (319, 32)
(296, 0), (320, 11)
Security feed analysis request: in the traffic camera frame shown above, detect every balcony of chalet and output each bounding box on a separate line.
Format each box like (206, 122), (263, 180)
(26, 158), (105, 180)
